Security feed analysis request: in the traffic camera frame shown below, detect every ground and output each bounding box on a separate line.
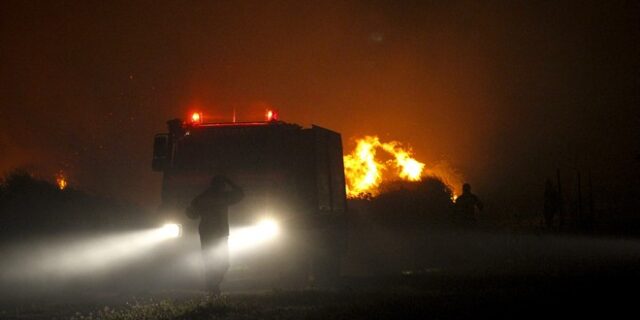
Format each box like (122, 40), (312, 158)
(3, 226), (640, 319)
(2, 268), (638, 320)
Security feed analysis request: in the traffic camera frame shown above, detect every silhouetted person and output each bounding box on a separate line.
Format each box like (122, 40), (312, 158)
(543, 179), (559, 229)
(454, 183), (483, 226)
(187, 175), (244, 294)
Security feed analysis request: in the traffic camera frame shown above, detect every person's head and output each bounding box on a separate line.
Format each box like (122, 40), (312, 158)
(462, 183), (471, 194)
(209, 175), (227, 192)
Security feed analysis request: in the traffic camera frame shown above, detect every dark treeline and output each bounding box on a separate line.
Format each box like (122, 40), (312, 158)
(0, 170), (153, 241)
(2, 170), (637, 241)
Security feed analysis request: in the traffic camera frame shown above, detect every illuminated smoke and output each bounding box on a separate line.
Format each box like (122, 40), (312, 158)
(1, 225), (182, 281)
(229, 219), (280, 252)
(423, 161), (464, 198)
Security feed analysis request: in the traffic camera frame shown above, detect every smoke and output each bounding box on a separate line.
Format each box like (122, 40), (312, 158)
(0, 228), (182, 282)
(0, 219), (285, 295)
(424, 161), (464, 196)
(1, 1), (637, 209)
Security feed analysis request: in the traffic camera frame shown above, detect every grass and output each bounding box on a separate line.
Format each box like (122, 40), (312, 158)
(69, 296), (230, 320)
(4, 270), (639, 319)
(64, 270), (640, 320)
(66, 289), (442, 320)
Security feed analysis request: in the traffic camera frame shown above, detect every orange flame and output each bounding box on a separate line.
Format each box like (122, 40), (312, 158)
(343, 136), (462, 199)
(380, 141), (425, 181)
(56, 172), (67, 190)
(344, 136), (425, 198)
(343, 136), (384, 197)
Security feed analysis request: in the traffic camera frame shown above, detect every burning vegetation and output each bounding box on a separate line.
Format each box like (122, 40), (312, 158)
(343, 136), (462, 199)
(55, 172), (67, 190)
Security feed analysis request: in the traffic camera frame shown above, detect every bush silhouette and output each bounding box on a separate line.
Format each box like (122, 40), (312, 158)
(0, 170), (149, 240)
(368, 177), (455, 227)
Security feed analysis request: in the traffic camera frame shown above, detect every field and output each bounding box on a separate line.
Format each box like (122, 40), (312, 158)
(2, 230), (639, 320)
(2, 271), (638, 320)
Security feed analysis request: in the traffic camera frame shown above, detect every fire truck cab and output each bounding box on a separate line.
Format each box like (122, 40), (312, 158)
(152, 115), (347, 285)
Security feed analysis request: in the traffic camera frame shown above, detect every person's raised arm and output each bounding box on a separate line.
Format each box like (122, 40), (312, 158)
(224, 177), (240, 190)
(224, 177), (244, 204)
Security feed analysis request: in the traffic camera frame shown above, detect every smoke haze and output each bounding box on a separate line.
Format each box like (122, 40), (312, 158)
(1, 1), (638, 209)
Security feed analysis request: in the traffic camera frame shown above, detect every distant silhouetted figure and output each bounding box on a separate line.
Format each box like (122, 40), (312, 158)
(454, 183), (483, 226)
(543, 179), (560, 229)
(187, 175), (244, 294)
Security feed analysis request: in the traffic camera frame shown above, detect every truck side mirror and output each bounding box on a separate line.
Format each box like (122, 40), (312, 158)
(152, 134), (169, 171)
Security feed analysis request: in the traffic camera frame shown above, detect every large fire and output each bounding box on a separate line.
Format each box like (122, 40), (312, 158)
(343, 136), (462, 199)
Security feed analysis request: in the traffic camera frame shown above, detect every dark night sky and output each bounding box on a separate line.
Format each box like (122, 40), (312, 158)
(1, 1), (638, 209)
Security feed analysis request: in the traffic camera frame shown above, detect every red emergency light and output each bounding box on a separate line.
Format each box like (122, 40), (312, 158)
(190, 112), (203, 125)
(266, 109), (279, 122)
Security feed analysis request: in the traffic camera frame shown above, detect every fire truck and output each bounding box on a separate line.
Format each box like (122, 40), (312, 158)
(151, 111), (347, 285)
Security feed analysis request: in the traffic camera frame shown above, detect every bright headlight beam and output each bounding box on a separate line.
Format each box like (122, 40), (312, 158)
(2, 223), (185, 281)
(228, 219), (280, 251)
(159, 223), (182, 238)
(257, 219), (279, 238)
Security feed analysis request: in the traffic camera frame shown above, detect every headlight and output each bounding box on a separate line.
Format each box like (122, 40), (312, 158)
(160, 223), (182, 238)
(256, 219), (279, 238)
(228, 218), (279, 251)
